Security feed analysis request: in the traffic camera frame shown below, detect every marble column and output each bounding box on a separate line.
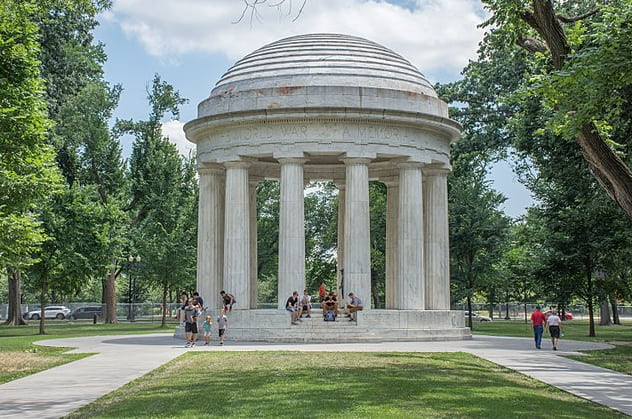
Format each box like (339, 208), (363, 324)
(334, 180), (345, 296)
(424, 168), (451, 310)
(396, 162), (424, 309)
(384, 177), (399, 309)
(278, 158), (306, 309)
(196, 165), (224, 311)
(343, 158), (371, 308)
(223, 161), (250, 309)
(249, 177), (262, 309)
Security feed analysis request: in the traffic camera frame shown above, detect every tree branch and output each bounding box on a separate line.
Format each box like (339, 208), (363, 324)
(557, 9), (598, 24)
(517, 35), (548, 54)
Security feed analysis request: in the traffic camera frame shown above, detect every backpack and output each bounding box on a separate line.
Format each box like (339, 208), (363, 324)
(324, 311), (335, 322)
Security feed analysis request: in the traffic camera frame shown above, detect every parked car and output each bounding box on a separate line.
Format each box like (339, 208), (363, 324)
(71, 306), (103, 320)
(23, 305), (71, 320)
(464, 311), (493, 322)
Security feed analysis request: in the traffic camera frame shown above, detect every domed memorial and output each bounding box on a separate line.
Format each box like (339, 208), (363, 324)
(184, 34), (469, 342)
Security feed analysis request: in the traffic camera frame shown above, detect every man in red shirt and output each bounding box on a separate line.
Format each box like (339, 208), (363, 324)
(530, 305), (547, 349)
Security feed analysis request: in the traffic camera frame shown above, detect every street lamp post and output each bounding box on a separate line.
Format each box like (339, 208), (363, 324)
(127, 255), (141, 322)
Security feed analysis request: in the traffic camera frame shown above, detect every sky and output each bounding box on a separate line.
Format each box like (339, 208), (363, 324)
(94, 0), (533, 217)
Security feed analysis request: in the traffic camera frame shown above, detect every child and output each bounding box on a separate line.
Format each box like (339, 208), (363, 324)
(217, 308), (228, 345)
(203, 315), (212, 345)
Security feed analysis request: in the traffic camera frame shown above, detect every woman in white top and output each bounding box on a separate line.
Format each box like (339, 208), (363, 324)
(546, 312), (563, 351)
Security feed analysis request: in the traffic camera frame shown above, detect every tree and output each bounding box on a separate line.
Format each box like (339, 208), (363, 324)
(120, 75), (196, 326)
(0, 1), (61, 325)
(482, 0), (632, 219)
(40, 79), (126, 325)
(449, 156), (510, 329)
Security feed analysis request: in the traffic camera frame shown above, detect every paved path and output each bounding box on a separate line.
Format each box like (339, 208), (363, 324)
(0, 334), (631, 418)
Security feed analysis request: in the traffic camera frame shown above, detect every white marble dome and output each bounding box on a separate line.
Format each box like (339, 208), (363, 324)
(214, 33), (436, 95)
(197, 33), (449, 119)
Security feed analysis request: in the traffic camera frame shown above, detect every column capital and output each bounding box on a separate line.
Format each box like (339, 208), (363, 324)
(277, 157), (307, 165)
(342, 157), (372, 166)
(423, 166), (450, 177)
(397, 160), (424, 170)
(197, 163), (225, 176)
(224, 160), (251, 170)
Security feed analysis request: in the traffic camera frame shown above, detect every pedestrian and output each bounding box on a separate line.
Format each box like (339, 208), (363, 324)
(220, 290), (236, 312)
(546, 311), (563, 351)
(203, 315), (212, 345)
(286, 291), (300, 325)
(217, 308), (228, 345)
(530, 305), (546, 349)
(183, 299), (199, 348)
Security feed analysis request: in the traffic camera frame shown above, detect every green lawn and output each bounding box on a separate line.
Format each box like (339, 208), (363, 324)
(67, 351), (625, 419)
(0, 322), (173, 384)
(472, 319), (632, 375)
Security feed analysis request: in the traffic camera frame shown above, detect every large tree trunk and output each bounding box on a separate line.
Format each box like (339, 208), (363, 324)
(520, 1), (632, 220)
(599, 299), (612, 326)
(4, 268), (27, 326)
(610, 296), (621, 325)
(103, 263), (118, 324)
(587, 269), (596, 337)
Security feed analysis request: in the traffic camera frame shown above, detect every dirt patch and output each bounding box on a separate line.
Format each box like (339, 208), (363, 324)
(0, 351), (64, 373)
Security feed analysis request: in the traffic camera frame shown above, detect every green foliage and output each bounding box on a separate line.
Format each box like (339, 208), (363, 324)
(121, 75), (196, 305)
(449, 154), (510, 307)
(0, 1), (61, 270)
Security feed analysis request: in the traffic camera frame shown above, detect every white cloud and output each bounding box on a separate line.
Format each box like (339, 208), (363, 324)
(161, 120), (195, 157)
(107, 0), (486, 81)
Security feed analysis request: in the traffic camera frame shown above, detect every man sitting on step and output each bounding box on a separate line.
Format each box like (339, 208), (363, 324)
(345, 292), (363, 322)
(321, 292), (339, 317)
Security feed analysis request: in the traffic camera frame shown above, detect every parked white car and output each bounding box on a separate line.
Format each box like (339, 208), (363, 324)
(464, 311), (493, 322)
(23, 306), (71, 320)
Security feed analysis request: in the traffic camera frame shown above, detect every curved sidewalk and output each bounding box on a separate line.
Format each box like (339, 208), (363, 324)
(0, 334), (631, 418)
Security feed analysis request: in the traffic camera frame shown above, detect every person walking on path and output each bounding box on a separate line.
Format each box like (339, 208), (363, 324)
(530, 305), (547, 349)
(183, 299), (199, 348)
(546, 311), (563, 351)
(217, 309), (228, 345)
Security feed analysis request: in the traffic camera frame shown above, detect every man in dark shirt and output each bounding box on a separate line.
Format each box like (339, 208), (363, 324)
(183, 299), (199, 348)
(286, 291), (300, 325)
(321, 292), (338, 316)
(220, 290), (235, 312)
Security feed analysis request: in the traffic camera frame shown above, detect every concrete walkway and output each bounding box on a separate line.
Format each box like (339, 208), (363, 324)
(0, 334), (631, 418)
